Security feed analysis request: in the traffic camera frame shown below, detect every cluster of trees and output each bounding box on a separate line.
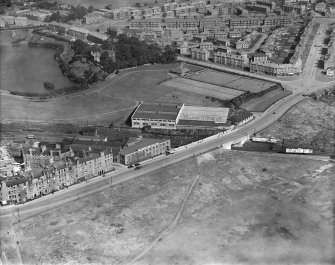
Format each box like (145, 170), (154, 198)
(45, 5), (94, 23)
(100, 34), (177, 73)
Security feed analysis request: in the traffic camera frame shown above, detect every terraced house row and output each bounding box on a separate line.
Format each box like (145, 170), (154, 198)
(0, 149), (113, 205)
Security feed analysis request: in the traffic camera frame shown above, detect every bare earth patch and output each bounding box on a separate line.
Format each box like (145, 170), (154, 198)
(15, 150), (334, 265)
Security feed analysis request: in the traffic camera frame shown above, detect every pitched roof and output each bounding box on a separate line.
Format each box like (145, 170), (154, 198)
(119, 138), (168, 156)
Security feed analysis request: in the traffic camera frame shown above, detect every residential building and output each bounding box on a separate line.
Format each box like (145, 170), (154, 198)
(22, 143), (73, 170)
(14, 16), (28, 26)
(165, 18), (199, 30)
(263, 15), (292, 26)
(229, 17), (263, 28)
(191, 47), (210, 61)
(315, 2), (327, 12)
(0, 15), (14, 25)
(118, 136), (170, 166)
(199, 41), (214, 51)
(163, 2), (179, 12)
(26, 10), (52, 21)
(236, 39), (250, 49)
(252, 53), (268, 62)
(83, 12), (103, 24)
(0, 149), (113, 205)
(87, 31), (109, 44)
(67, 27), (90, 40)
(175, 5), (196, 16)
(213, 51), (246, 68)
(130, 18), (162, 29)
(0, 20), (5, 28)
(49, 22), (70, 34)
(131, 102), (184, 129)
(250, 57), (302, 76)
(326, 67), (335, 76)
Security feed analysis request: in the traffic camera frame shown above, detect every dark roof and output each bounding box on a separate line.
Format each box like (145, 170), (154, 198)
(229, 110), (253, 123)
(132, 102), (183, 121)
(178, 119), (231, 128)
(119, 138), (168, 156)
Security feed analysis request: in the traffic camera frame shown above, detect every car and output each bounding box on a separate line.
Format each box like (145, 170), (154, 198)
(135, 166), (142, 170)
(135, 162), (141, 166)
(128, 165), (134, 168)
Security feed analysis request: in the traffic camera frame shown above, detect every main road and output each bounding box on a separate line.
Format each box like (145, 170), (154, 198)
(0, 90), (306, 221)
(1, 18), (333, 221)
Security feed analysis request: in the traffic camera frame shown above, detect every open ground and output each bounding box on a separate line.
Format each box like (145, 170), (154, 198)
(0, 63), (221, 125)
(12, 150), (334, 265)
(240, 89), (292, 112)
(189, 69), (278, 93)
(260, 96), (335, 154)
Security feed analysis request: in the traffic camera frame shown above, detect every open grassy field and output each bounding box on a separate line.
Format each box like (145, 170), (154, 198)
(162, 77), (245, 100)
(189, 69), (277, 93)
(260, 96), (335, 154)
(0, 63), (220, 125)
(240, 89), (292, 112)
(0, 92), (137, 123)
(14, 150), (334, 264)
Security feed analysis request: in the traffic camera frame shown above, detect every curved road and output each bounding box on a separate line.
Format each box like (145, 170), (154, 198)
(0, 91), (306, 221)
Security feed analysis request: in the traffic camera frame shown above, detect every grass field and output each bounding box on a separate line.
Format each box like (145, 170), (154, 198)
(240, 89), (292, 112)
(162, 77), (245, 100)
(0, 92), (137, 123)
(189, 70), (277, 93)
(13, 150), (334, 264)
(260, 97), (335, 154)
(0, 63), (221, 124)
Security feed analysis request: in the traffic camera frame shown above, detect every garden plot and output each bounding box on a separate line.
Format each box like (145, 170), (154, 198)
(162, 78), (245, 100)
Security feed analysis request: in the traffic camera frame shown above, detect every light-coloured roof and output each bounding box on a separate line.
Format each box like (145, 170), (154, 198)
(180, 106), (229, 123)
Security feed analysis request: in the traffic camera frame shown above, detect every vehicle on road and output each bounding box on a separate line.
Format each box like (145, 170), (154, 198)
(128, 165), (134, 168)
(135, 162), (141, 166)
(135, 166), (142, 170)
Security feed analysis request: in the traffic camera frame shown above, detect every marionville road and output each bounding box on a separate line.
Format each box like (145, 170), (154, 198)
(0, 90), (312, 221)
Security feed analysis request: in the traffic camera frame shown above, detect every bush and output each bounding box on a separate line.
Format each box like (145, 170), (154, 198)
(43, 81), (55, 90)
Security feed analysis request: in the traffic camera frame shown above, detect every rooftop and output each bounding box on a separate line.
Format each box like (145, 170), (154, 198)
(119, 137), (168, 156)
(132, 102), (183, 121)
(179, 106), (230, 123)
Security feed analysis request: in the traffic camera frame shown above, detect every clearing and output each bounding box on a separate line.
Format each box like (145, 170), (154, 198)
(240, 88), (292, 112)
(260, 96), (335, 154)
(0, 63), (220, 124)
(13, 150), (334, 265)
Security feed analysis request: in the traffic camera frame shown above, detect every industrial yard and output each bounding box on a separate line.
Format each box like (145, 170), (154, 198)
(13, 150), (334, 265)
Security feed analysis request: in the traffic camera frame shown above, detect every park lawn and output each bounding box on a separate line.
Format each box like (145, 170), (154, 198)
(14, 150), (334, 265)
(240, 89), (292, 112)
(0, 92), (137, 123)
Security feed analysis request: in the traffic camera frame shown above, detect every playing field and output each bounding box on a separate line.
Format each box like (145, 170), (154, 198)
(240, 89), (292, 112)
(0, 64), (222, 125)
(162, 78), (245, 100)
(189, 70), (277, 93)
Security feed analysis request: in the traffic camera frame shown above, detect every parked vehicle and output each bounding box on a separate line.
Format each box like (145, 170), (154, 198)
(135, 162), (141, 166)
(128, 165), (134, 168)
(135, 166), (142, 170)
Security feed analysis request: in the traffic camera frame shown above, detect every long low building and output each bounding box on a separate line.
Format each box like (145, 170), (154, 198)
(177, 106), (232, 129)
(132, 102), (235, 130)
(131, 102), (184, 129)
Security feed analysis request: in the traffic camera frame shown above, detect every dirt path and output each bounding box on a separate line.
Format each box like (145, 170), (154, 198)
(127, 174), (201, 265)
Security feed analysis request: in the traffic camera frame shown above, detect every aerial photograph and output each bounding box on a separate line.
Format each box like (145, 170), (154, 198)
(0, 0), (334, 264)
